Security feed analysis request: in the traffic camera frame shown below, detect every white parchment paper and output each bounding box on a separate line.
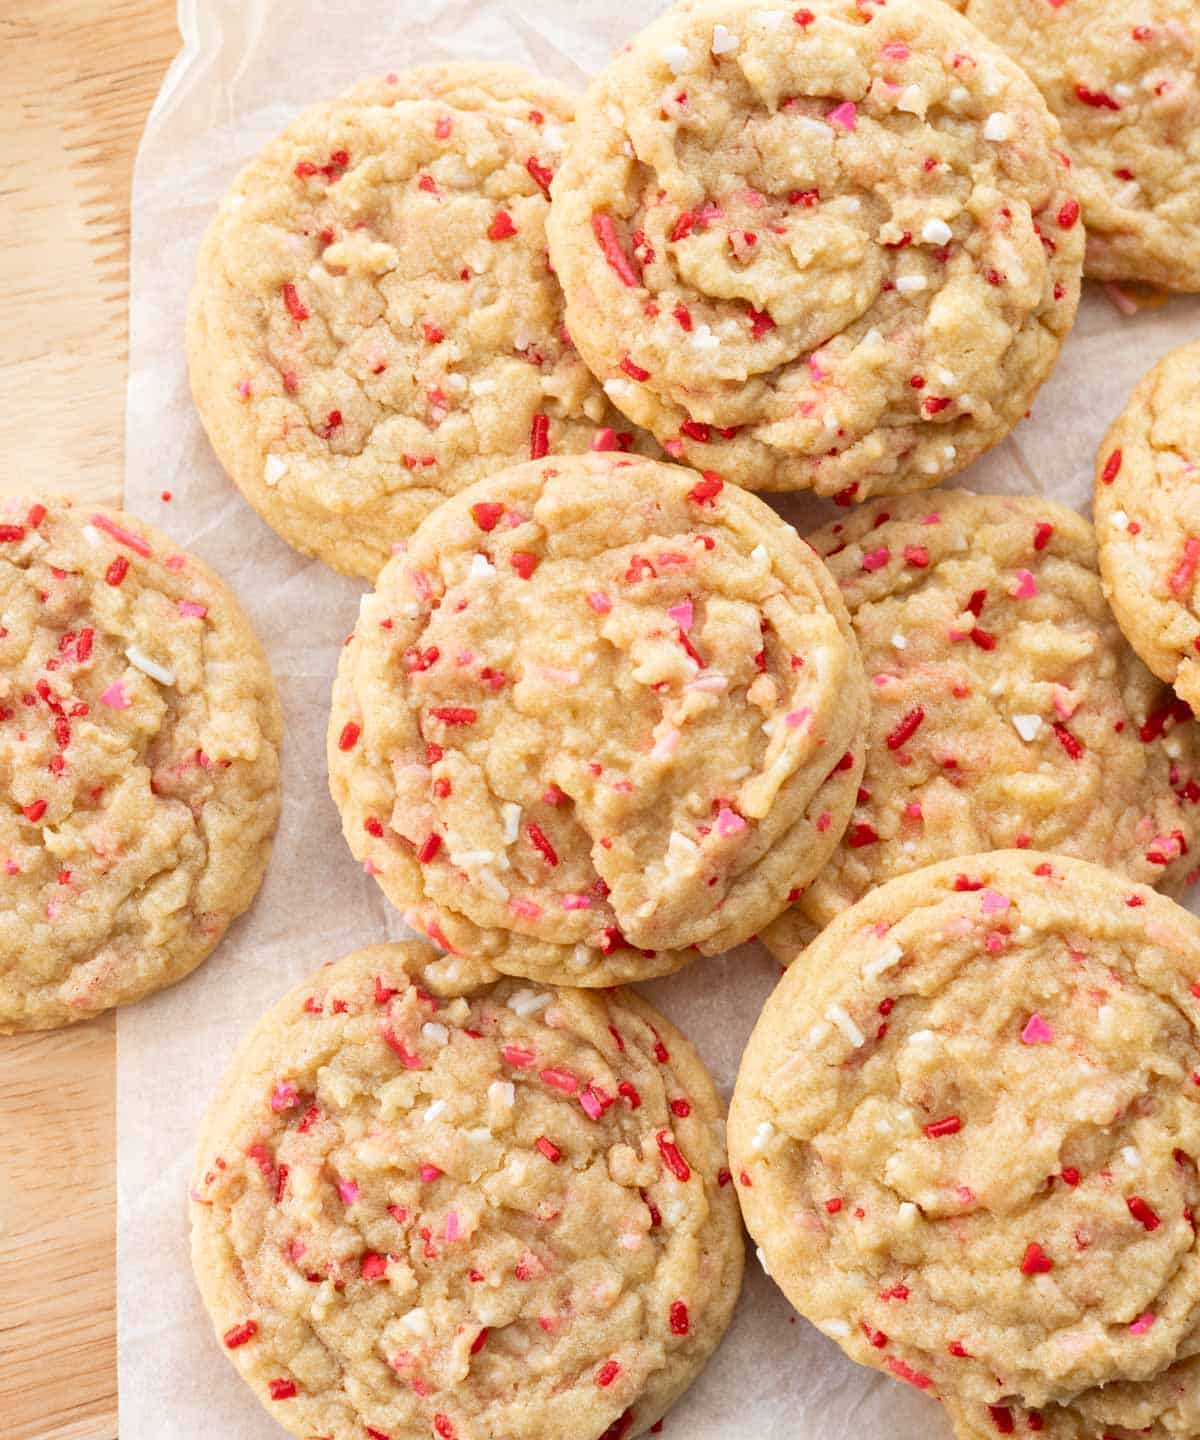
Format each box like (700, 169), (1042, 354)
(117, 3), (1200, 1435)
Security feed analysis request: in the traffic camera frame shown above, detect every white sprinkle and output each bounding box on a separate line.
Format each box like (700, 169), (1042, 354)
(1122, 1146), (1141, 1170)
(897, 1201), (918, 1228)
(424, 1100), (447, 1124)
(1110, 509), (1129, 531)
(665, 830), (701, 874)
(895, 274), (927, 295)
(751, 543), (768, 563)
(82, 525), (102, 547)
(604, 378), (634, 399)
(507, 988), (553, 1018)
(466, 1126), (493, 1143)
(796, 115), (831, 135)
(1114, 82), (1134, 101)
(476, 867), (510, 901)
(908, 1028), (935, 1046)
(570, 944), (593, 972)
(691, 323), (720, 352)
(470, 378), (497, 396)
(858, 327), (884, 349)
(896, 85), (925, 115)
(660, 42), (690, 73)
(943, 446), (957, 462)
(751, 1121), (776, 1153)
(711, 23), (740, 54)
(469, 553), (495, 578)
(950, 86), (971, 106)
(450, 848), (497, 868)
(398, 1307), (432, 1336)
(488, 1080), (515, 1109)
(875, 1118), (892, 1135)
(445, 373), (468, 395)
(264, 454), (288, 487)
(1012, 713), (1043, 742)
(921, 218), (953, 246)
(501, 802), (522, 844)
(820, 1318), (851, 1337)
(983, 112), (1013, 142)
(891, 632), (908, 650)
(826, 1003), (865, 1048)
(863, 942), (904, 981)
(1166, 738), (1183, 759)
(125, 646), (175, 686)
(756, 1245), (771, 1276)
(421, 1022), (449, 1046)
(808, 1021), (831, 1046)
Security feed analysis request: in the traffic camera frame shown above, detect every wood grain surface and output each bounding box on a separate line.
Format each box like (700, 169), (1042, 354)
(0, 4), (179, 1436)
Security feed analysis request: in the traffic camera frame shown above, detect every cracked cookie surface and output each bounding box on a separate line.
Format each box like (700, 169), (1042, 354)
(0, 499), (282, 1032)
(1095, 340), (1200, 714)
(949, 0), (1200, 289)
(191, 941), (743, 1440)
(763, 490), (1200, 960)
(327, 453), (867, 986)
(188, 63), (653, 580)
(731, 852), (1200, 1410)
(546, 0), (1082, 502)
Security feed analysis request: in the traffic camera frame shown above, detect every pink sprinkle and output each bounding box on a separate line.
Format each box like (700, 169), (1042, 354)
(364, 859), (381, 876)
(816, 809), (832, 832)
(4, 860), (17, 876)
(562, 893), (592, 910)
(587, 592), (613, 614)
(580, 1089), (605, 1121)
(100, 680), (130, 710)
(785, 707), (813, 730)
(921, 513), (941, 526)
(980, 889), (1010, 915)
(503, 1045), (535, 1068)
(165, 554), (186, 571)
(509, 897), (543, 920)
(419, 1164), (442, 1183)
(178, 600), (208, 618)
(664, 438), (686, 458)
(827, 101), (858, 131)
(652, 726), (681, 760)
(905, 801), (923, 820)
(1012, 570), (1037, 599)
(808, 354), (829, 383)
(445, 1212), (460, 1243)
(541, 1066), (580, 1094)
(592, 428), (619, 452)
(270, 1082), (299, 1112)
(668, 599), (694, 633)
(1052, 685), (1078, 719)
(985, 931), (1007, 954)
(862, 546), (890, 571)
(1021, 1013), (1054, 1045)
(337, 1179), (360, 1206)
(881, 40), (910, 59)
(1104, 281), (1139, 316)
(90, 513), (152, 556)
(716, 806), (747, 837)
(1130, 1313), (1156, 1336)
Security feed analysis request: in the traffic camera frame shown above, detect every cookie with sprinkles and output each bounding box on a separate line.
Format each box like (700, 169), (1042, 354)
(544, 0), (1083, 503)
(730, 852), (1200, 1410)
(1095, 340), (1200, 714)
(762, 490), (1200, 962)
(327, 452), (867, 986)
(948, 0), (1200, 290)
(187, 63), (654, 581)
(0, 499), (282, 1032)
(191, 941), (744, 1440)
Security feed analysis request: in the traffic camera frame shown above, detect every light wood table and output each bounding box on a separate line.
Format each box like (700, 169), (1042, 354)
(0, 4), (180, 1436)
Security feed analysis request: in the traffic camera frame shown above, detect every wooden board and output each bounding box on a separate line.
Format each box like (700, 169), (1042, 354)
(0, 4), (179, 1435)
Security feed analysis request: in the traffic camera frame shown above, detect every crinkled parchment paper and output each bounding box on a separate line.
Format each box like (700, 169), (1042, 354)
(117, 2), (1200, 1434)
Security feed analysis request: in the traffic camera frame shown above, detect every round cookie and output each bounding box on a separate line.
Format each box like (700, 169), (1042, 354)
(729, 852), (1200, 1409)
(762, 490), (1200, 962)
(1095, 340), (1200, 713)
(0, 499), (282, 1032)
(328, 452), (867, 987)
(191, 941), (744, 1440)
(187, 63), (654, 581)
(545, 0), (1083, 503)
(948, 0), (1200, 290)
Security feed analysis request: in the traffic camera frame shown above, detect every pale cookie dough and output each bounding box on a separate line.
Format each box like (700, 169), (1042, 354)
(763, 490), (1200, 962)
(948, 1350), (1200, 1440)
(1096, 340), (1200, 713)
(191, 941), (744, 1440)
(187, 63), (653, 581)
(327, 453), (867, 987)
(0, 499), (282, 1032)
(949, 0), (1200, 290)
(730, 853), (1200, 1410)
(545, 0), (1083, 502)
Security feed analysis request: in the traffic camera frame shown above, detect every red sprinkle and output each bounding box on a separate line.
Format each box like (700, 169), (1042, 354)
(417, 834), (442, 864)
(510, 551), (540, 579)
(337, 721), (361, 751)
(1052, 722), (1083, 760)
(596, 1360), (620, 1388)
(988, 1406), (1015, 1435)
(1033, 522), (1054, 551)
(488, 210), (518, 241)
(268, 1379), (297, 1401)
(471, 501), (504, 532)
(886, 707), (925, 751)
(526, 156), (554, 195)
(670, 1300), (690, 1335)
(848, 822), (879, 848)
(530, 413), (550, 460)
(1058, 198), (1081, 229)
(1020, 1242), (1053, 1275)
(620, 356), (651, 382)
(223, 1321), (259, 1348)
(886, 1357), (932, 1391)
(527, 823), (558, 866)
(1127, 1195), (1160, 1231)
(1101, 449), (1123, 484)
(282, 282), (309, 322)
(687, 474), (723, 506)
(592, 213), (641, 287)
(1076, 84), (1121, 110)
(1170, 538), (1200, 597)
(535, 1136), (562, 1164)
(430, 707), (477, 725)
(657, 1131), (691, 1182)
(924, 1115), (962, 1139)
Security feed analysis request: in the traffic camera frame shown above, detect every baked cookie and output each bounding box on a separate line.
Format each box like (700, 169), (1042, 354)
(763, 490), (1200, 961)
(948, 0), (1200, 290)
(729, 852), (1200, 1409)
(191, 941), (743, 1440)
(545, 0), (1083, 502)
(947, 1351), (1200, 1440)
(328, 453), (867, 987)
(1095, 340), (1200, 712)
(188, 63), (653, 581)
(0, 499), (282, 1032)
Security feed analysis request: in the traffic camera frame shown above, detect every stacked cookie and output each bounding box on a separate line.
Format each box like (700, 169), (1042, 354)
(41, 0), (1191, 1435)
